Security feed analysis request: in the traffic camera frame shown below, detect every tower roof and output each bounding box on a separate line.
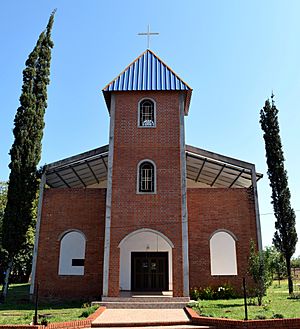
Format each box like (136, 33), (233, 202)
(102, 49), (192, 114)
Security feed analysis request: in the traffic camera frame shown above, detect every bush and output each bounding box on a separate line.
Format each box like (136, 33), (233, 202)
(272, 313), (284, 319)
(216, 283), (236, 299)
(190, 283), (236, 300)
(40, 318), (48, 326)
(80, 305), (98, 318)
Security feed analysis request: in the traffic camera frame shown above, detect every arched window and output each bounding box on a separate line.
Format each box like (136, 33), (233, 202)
(139, 99), (155, 127)
(138, 160), (156, 193)
(210, 230), (237, 276)
(58, 230), (86, 276)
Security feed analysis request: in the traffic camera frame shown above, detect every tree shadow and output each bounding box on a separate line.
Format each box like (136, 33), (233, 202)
(213, 303), (244, 308)
(0, 284), (83, 311)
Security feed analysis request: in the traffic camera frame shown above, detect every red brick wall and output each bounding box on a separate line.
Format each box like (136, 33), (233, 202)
(35, 188), (106, 300)
(188, 188), (257, 293)
(186, 307), (300, 329)
(108, 91), (185, 296)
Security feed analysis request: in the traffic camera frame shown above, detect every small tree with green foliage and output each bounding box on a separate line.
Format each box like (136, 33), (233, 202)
(1, 11), (55, 300)
(291, 256), (300, 268)
(248, 241), (273, 306)
(260, 94), (298, 294)
(264, 246), (287, 285)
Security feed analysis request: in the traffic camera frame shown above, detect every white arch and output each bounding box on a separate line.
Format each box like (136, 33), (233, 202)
(210, 230), (238, 276)
(119, 228), (174, 248)
(209, 229), (238, 241)
(58, 229), (87, 241)
(58, 230), (86, 276)
(119, 228), (173, 291)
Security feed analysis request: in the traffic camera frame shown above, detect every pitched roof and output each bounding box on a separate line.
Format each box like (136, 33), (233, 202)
(102, 49), (192, 114)
(44, 144), (262, 189)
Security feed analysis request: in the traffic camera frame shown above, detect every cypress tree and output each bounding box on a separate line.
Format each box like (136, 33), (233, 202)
(260, 94), (298, 294)
(1, 11), (55, 300)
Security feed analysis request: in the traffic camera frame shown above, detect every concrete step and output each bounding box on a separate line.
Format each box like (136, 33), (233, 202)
(91, 325), (214, 329)
(90, 308), (215, 329)
(91, 321), (199, 327)
(92, 301), (188, 309)
(101, 297), (190, 303)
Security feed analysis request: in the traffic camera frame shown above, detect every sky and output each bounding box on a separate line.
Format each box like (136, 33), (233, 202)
(0, 1), (299, 257)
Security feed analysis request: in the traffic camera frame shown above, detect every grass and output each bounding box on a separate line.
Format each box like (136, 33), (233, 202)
(192, 280), (300, 320)
(1, 280), (299, 324)
(0, 283), (95, 325)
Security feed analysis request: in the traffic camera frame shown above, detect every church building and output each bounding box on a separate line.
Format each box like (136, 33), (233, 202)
(30, 49), (262, 300)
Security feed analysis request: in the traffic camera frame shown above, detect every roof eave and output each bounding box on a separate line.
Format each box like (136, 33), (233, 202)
(103, 89), (193, 114)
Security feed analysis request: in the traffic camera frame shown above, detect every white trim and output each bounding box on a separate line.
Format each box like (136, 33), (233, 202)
(102, 94), (116, 297)
(137, 97), (156, 128)
(118, 228), (174, 248)
(210, 230), (238, 276)
(29, 172), (46, 296)
(136, 159), (157, 194)
(209, 229), (238, 241)
(118, 229), (173, 291)
(58, 229), (87, 241)
(58, 230), (86, 276)
(179, 93), (190, 297)
(251, 164), (263, 251)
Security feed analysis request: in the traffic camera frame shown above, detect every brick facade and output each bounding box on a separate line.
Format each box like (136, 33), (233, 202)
(107, 91), (185, 296)
(34, 66), (260, 300)
(35, 185), (257, 299)
(188, 188), (257, 292)
(35, 188), (106, 299)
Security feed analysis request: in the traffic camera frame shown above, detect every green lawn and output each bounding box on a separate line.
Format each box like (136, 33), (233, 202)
(1, 281), (299, 324)
(0, 283), (94, 325)
(192, 280), (300, 320)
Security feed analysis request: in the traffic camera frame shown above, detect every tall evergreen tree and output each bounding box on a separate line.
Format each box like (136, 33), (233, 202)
(1, 11), (55, 300)
(260, 94), (298, 294)
(0, 182), (8, 285)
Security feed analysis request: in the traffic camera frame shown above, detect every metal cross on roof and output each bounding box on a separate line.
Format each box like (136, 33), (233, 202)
(138, 24), (159, 49)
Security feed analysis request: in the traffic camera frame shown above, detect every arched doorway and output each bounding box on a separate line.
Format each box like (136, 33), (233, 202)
(118, 228), (173, 291)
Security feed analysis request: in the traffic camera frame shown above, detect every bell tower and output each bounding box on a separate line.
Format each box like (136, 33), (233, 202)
(102, 50), (192, 297)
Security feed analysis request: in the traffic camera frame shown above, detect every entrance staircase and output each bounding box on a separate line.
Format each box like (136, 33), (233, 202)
(89, 308), (213, 329)
(89, 293), (215, 329)
(93, 296), (190, 309)
(92, 291), (190, 309)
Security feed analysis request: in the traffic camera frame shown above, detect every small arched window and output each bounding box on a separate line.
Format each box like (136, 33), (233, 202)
(139, 99), (155, 127)
(210, 230), (237, 276)
(58, 230), (86, 276)
(138, 161), (156, 193)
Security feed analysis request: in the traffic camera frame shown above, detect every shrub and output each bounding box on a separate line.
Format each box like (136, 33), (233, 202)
(216, 283), (236, 299)
(190, 287), (201, 300)
(190, 283), (236, 300)
(80, 305), (98, 318)
(272, 313), (284, 319)
(41, 318), (48, 326)
(248, 241), (273, 306)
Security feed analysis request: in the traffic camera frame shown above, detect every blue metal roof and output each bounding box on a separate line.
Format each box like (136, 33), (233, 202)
(103, 49), (192, 92)
(102, 50), (192, 114)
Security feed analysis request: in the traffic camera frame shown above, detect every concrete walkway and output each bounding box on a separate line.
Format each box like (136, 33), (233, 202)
(91, 326), (208, 329)
(92, 308), (190, 326)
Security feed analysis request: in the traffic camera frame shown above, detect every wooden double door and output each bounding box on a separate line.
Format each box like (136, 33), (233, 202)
(131, 252), (168, 291)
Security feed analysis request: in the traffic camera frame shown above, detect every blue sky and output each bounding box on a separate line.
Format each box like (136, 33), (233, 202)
(0, 1), (299, 256)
